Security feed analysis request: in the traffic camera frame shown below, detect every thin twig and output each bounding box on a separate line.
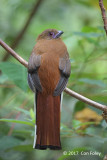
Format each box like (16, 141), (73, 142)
(0, 84), (15, 88)
(0, 39), (28, 67)
(64, 88), (106, 111)
(99, 0), (107, 35)
(0, 39), (107, 114)
(2, 0), (44, 61)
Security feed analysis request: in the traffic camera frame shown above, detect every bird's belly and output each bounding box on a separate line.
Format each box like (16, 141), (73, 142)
(38, 54), (60, 95)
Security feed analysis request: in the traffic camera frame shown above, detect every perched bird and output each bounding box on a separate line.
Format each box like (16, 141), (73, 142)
(28, 29), (71, 150)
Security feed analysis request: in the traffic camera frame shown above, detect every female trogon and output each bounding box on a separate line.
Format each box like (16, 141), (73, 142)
(28, 29), (71, 150)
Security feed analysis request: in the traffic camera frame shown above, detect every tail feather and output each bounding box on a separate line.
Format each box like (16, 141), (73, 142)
(33, 92), (61, 150)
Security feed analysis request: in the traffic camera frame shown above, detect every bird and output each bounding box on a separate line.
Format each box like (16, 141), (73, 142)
(28, 29), (71, 150)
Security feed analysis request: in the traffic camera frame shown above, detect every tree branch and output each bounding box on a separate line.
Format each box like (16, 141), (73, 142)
(99, 0), (107, 35)
(2, 0), (44, 61)
(0, 39), (107, 122)
(64, 88), (106, 111)
(0, 40), (28, 68)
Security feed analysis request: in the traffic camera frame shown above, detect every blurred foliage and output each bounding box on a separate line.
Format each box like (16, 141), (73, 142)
(0, 0), (107, 160)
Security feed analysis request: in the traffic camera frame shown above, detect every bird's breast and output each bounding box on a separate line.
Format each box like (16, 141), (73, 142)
(34, 39), (67, 57)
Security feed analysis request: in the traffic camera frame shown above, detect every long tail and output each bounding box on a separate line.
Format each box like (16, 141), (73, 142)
(33, 91), (61, 150)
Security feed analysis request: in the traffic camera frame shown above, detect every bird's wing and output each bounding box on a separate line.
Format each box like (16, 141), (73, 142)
(28, 53), (42, 92)
(53, 57), (71, 96)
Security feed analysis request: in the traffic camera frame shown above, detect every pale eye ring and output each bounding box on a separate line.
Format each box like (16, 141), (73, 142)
(49, 32), (54, 36)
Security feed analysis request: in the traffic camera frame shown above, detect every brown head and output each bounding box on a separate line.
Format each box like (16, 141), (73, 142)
(37, 29), (64, 41)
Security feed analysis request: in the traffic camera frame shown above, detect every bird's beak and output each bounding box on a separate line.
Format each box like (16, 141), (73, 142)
(54, 31), (64, 39)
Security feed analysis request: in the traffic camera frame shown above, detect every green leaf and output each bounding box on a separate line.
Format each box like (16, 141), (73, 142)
(85, 127), (107, 143)
(102, 90), (107, 93)
(60, 123), (73, 136)
(13, 129), (33, 134)
(24, 118), (35, 124)
(0, 119), (34, 126)
(72, 120), (82, 129)
(78, 78), (106, 88)
(101, 120), (107, 129)
(15, 107), (30, 116)
(0, 62), (28, 91)
(0, 136), (21, 150)
(73, 101), (85, 114)
(13, 129), (33, 139)
(11, 144), (33, 152)
(60, 123), (71, 131)
(29, 109), (35, 120)
(73, 32), (104, 38)
(72, 120), (96, 129)
(82, 26), (99, 33)
(70, 59), (75, 63)
(0, 74), (8, 83)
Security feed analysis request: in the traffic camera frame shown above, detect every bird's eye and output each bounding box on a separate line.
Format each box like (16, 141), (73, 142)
(49, 32), (53, 36)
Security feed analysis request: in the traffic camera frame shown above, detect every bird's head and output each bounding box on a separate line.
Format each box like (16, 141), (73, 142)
(37, 29), (64, 40)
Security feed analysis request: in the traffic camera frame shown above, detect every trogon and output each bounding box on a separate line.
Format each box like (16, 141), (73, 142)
(28, 29), (71, 150)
